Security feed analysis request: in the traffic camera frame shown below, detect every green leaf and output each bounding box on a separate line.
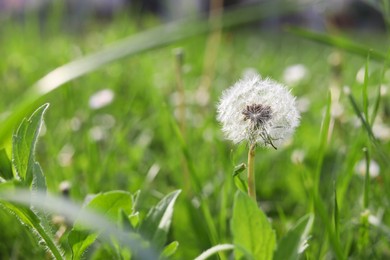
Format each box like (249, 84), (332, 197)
(231, 191), (276, 260)
(274, 214), (314, 260)
(31, 162), (47, 193)
(362, 58), (369, 122)
(286, 26), (388, 62)
(68, 191), (133, 259)
(160, 241), (179, 259)
(0, 148), (13, 180)
(12, 103), (49, 186)
(0, 190), (64, 260)
(139, 190), (181, 250)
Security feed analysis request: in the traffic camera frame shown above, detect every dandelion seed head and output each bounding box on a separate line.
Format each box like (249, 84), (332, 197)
(217, 74), (300, 148)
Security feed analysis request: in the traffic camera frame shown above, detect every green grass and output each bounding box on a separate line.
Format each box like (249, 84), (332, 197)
(1, 4), (390, 259)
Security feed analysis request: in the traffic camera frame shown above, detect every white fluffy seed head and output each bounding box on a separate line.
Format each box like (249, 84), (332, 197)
(216, 74), (300, 148)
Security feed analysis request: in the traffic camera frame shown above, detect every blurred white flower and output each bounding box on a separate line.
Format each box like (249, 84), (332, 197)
(296, 97), (311, 113)
(291, 149), (306, 164)
(217, 74), (300, 148)
(356, 67), (365, 84)
(89, 89), (114, 109)
(373, 122), (390, 141)
(331, 102), (344, 118)
(89, 126), (106, 141)
(283, 64), (308, 85)
(355, 159), (380, 178)
(57, 144), (75, 167)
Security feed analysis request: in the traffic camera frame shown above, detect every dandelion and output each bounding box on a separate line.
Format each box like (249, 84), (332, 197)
(217, 74), (300, 201)
(217, 74), (300, 148)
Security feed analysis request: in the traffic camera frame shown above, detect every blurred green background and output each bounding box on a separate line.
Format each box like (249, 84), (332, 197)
(1, 0), (390, 259)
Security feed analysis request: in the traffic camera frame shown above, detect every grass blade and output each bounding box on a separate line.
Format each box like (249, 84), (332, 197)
(286, 26), (388, 62)
(195, 244), (235, 260)
(363, 148), (370, 209)
(274, 214), (314, 260)
(362, 58), (369, 122)
(139, 190), (181, 251)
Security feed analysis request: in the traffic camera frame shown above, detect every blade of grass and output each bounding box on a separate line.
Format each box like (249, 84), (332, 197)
(370, 67), (384, 126)
(164, 100), (220, 248)
(312, 92), (345, 259)
(344, 87), (377, 144)
(334, 182), (339, 238)
(363, 148), (370, 209)
(362, 58), (369, 122)
(286, 26), (389, 62)
(194, 244), (235, 260)
(314, 92), (332, 198)
(343, 87), (390, 160)
(313, 194), (345, 260)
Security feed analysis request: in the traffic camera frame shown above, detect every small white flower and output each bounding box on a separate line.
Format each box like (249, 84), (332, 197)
(355, 159), (380, 178)
(217, 74), (300, 148)
(283, 64), (308, 85)
(89, 89), (114, 109)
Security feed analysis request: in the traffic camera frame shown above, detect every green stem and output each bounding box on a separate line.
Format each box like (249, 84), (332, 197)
(247, 144), (257, 202)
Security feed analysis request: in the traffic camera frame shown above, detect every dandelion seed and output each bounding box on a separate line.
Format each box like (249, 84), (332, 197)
(217, 74), (300, 149)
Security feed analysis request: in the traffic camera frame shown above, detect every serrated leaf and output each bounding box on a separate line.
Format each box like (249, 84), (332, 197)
(0, 148), (13, 180)
(274, 214), (314, 260)
(68, 191), (133, 259)
(231, 191), (276, 260)
(0, 199), (63, 259)
(139, 190), (181, 250)
(12, 103), (49, 186)
(31, 162), (46, 192)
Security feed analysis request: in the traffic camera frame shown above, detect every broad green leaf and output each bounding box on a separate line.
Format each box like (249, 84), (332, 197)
(231, 191), (276, 260)
(31, 162), (47, 193)
(0, 148), (13, 180)
(161, 241), (179, 259)
(12, 103), (49, 186)
(119, 209), (134, 231)
(139, 190), (181, 250)
(274, 214), (314, 260)
(68, 191), (133, 259)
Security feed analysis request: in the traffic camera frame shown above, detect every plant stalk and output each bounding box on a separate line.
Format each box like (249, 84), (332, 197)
(247, 144), (257, 201)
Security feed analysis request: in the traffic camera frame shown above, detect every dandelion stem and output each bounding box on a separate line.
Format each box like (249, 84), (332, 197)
(247, 144), (257, 201)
